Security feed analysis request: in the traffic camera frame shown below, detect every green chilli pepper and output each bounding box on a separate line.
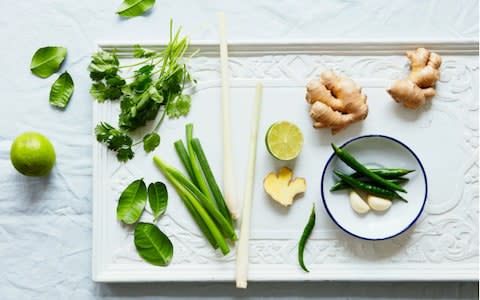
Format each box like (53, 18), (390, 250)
(350, 168), (414, 179)
(334, 171), (407, 202)
(330, 177), (409, 192)
(298, 203), (316, 272)
(331, 144), (407, 193)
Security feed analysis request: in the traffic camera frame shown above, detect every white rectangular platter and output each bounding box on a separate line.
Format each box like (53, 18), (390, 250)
(93, 40), (479, 282)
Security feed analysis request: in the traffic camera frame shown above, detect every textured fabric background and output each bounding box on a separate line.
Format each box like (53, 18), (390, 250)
(0, 0), (478, 299)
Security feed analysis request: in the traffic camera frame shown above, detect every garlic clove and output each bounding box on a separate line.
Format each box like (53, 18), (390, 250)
(367, 195), (392, 211)
(349, 190), (370, 214)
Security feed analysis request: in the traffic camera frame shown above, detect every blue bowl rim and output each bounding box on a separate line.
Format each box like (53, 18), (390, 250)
(320, 134), (428, 241)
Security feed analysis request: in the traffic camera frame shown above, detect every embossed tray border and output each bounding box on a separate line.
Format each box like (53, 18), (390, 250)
(92, 40), (479, 282)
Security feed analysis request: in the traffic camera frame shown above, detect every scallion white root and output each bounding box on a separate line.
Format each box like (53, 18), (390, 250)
(235, 82), (263, 289)
(218, 12), (239, 220)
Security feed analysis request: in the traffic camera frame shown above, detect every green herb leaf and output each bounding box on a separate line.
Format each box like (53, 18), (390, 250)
(117, 0), (156, 17)
(166, 94), (191, 118)
(148, 182), (167, 221)
(95, 122), (134, 162)
(143, 132), (160, 153)
(88, 51), (120, 81)
(91, 21), (195, 162)
(134, 222), (173, 266)
(117, 179), (147, 224)
(133, 45), (156, 58)
(30, 46), (67, 78)
(49, 72), (74, 108)
(90, 82), (107, 102)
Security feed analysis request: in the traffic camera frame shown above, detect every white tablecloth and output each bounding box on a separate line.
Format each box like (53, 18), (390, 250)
(0, 0), (478, 299)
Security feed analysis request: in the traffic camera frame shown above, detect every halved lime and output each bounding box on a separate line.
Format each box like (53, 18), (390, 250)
(265, 121), (303, 160)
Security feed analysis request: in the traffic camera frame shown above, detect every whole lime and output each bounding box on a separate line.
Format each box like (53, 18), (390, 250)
(10, 132), (56, 176)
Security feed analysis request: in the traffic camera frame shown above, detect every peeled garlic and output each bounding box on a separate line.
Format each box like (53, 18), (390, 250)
(367, 195), (392, 211)
(349, 190), (370, 214)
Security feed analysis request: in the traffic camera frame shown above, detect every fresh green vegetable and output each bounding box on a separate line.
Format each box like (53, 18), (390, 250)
(117, 0), (156, 18)
(90, 20), (195, 162)
(49, 71), (74, 108)
(166, 94), (192, 118)
(191, 138), (232, 223)
(152, 124), (237, 255)
(134, 222), (173, 266)
(351, 168), (414, 179)
(180, 190), (218, 249)
(174, 140), (196, 183)
(154, 159), (230, 255)
(88, 51), (123, 102)
(330, 177), (409, 192)
(148, 182), (168, 221)
(133, 44), (156, 58)
(185, 124), (217, 209)
(298, 203), (316, 272)
(143, 132), (160, 153)
(95, 122), (133, 162)
(331, 144), (406, 193)
(175, 179), (229, 255)
(154, 156), (237, 241)
(153, 124), (236, 255)
(117, 179), (148, 224)
(167, 166), (236, 240)
(30, 46), (67, 78)
(334, 171), (407, 202)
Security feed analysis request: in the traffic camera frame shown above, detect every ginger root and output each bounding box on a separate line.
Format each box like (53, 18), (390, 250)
(263, 167), (306, 207)
(306, 70), (368, 134)
(387, 48), (442, 109)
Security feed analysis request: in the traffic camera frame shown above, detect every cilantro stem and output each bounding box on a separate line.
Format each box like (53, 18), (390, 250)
(119, 54), (163, 69)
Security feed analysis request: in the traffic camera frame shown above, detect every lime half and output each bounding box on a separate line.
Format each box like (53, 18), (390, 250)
(10, 132), (56, 176)
(265, 121), (304, 160)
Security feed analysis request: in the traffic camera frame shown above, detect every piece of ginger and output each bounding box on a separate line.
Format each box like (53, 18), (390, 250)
(387, 48), (442, 109)
(263, 167), (306, 207)
(305, 70), (368, 134)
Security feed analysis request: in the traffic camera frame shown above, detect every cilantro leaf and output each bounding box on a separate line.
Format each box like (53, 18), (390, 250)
(166, 94), (191, 118)
(133, 45), (157, 58)
(95, 122), (134, 162)
(143, 132), (160, 153)
(88, 51), (125, 102)
(90, 82), (106, 102)
(90, 21), (196, 162)
(88, 51), (119, 80)
(116, 145), (135, 162)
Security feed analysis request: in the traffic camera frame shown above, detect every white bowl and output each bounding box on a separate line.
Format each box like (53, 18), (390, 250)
(321, 135), (427, 240)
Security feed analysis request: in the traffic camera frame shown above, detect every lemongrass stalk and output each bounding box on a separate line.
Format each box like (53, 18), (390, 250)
(235, 82), (263, 289)
(154, 156), (230, 255)
(218, 12), (238, 220)
(191, 138), (232, 223)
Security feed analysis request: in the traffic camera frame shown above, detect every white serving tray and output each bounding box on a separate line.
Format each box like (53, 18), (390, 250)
(92, 40), (479, 282)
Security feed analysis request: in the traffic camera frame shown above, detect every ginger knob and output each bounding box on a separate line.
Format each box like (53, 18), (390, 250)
(387, 48), (442, 109)
(263, 167), (306, 207)
(305, 70), (368, 134)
